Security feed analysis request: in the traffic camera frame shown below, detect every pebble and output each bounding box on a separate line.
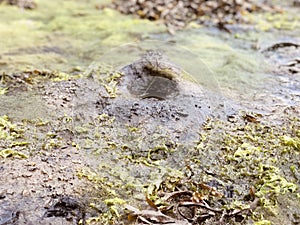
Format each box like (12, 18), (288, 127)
(108, 0), (272, 31)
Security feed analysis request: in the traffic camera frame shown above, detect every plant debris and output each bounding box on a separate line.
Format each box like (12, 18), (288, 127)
(107, 0), (277, 32)
(44, 196), (86, 224)
(261, 41), (300, 75)
(0, 0), (37, 9)
(125, 175), (261, 224)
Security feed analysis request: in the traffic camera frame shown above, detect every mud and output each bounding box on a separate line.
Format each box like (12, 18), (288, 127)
(120, 50), (181, 99)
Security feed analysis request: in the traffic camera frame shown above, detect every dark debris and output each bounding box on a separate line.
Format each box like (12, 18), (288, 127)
(126, 175), (260, 225)
(261, 41), (300, 75)
(44, 196), (86, 224)
(107, 0), (277, 32)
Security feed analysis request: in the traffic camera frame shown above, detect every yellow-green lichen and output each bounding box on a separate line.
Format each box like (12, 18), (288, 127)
(0, 1), (165, 74)
(280, 135), (300, 151)
(0, 87), (8, 95)
(256, 164), (298, 197)
(88, 64), (123, 98)
(233, 142), (259, 158)
(190, 115), (300, 224)
(10, 141), (30, 147)
(0, 149), (29, 159)
(76, 168), (129, 224)
(254, 220), (271, 225)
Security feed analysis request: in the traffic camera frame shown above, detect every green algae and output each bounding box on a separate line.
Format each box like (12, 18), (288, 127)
(151, 30), (269, 103)
(0, 0), (166, 74)
(253, 11), (300, 32)
(213, 118), (299, 223)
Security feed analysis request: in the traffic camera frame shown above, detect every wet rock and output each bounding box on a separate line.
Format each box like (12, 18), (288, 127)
(261, 41), (300, 75)
(120, 50), (181, 100)
(97, 50), (226, 144)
